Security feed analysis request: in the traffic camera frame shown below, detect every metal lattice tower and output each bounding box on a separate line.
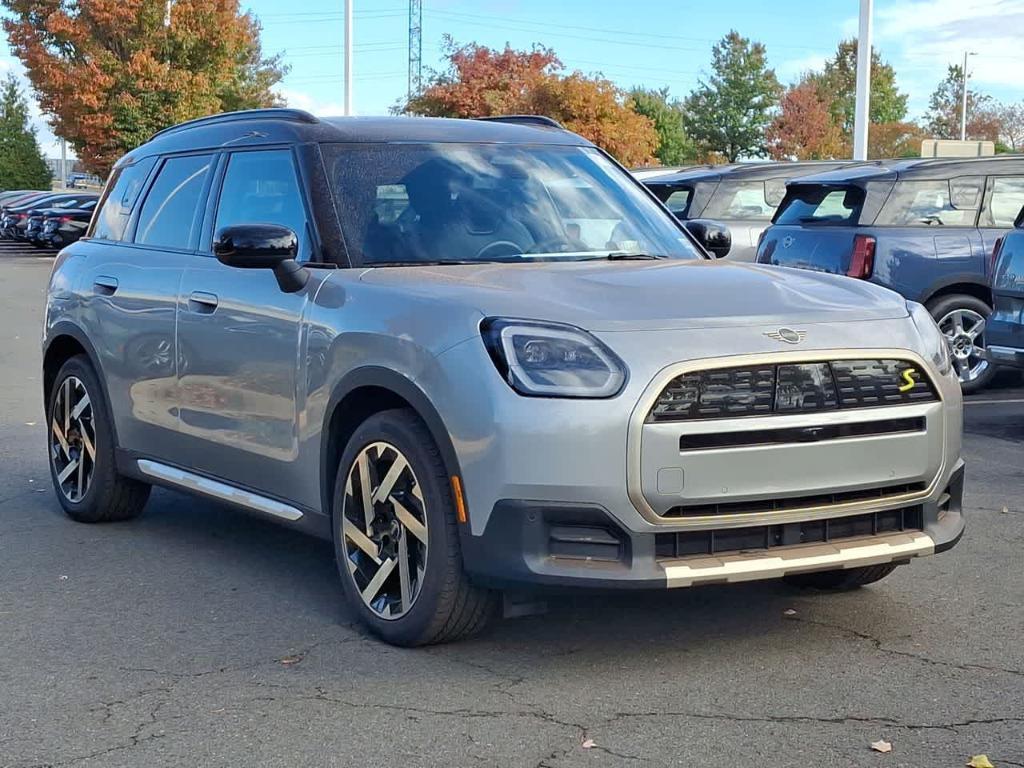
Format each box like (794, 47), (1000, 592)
(408, 0), (422, 101)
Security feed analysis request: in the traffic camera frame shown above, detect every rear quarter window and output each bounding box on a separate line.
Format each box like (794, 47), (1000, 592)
(702, 181), (775, 221)
(774, 185), (864, 226)
(90, 157), (157, 241)
(876, 179), (981, 227)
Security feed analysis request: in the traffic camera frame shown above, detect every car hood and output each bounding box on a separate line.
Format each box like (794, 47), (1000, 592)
(358, 259), (909, 331)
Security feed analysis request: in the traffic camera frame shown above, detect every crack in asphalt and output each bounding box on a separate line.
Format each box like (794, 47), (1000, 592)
(608, 710), (1024, 733)
(790, 615), (1024, 678)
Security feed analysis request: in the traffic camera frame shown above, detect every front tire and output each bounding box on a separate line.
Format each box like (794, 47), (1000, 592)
(47, 355), (150, 523)
(927, 293), (995, 394)
(784, 563), (898, 590)
(332, 409), (496, 646)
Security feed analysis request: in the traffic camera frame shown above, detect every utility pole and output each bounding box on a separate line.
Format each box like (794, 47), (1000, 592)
(960, 51), (976, 141)
(408, 0), (422, 103)
(60, 138), (67, 189)
(344, 0), (353, 115)
(852, 0), (873, 161)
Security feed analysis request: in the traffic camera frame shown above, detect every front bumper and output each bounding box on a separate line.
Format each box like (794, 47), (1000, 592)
(462, 462), (965, 590)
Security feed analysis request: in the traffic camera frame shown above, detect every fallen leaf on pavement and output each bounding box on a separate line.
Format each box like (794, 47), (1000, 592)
(783, 609), (797, 616)
(581, 738), (595, 749)
(967, 756), (995, 768)
(1001, 507), (1009, 514)
(279, 654), (304, 666)
(870, 740), (892, 753)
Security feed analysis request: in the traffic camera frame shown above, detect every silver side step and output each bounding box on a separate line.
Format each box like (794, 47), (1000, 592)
(136, 459), (303, 522)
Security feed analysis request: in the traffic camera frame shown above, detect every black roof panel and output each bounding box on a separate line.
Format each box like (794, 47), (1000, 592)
(120, 111), (591, 167)
(644, 160), (866, 186)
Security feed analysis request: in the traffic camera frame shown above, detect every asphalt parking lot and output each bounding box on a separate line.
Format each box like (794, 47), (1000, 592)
(1, 249), (1022, 768)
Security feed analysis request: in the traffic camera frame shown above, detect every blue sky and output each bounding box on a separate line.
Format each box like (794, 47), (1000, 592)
(3, 0), (1024, 156)
(253, 0), (1024, 119)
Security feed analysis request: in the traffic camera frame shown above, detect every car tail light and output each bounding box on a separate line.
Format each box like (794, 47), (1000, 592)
(58, 216), (72, 223)
(16, 213), (28, 220)
(990, 237), (1005, 275)
(848, 234), (875, 279)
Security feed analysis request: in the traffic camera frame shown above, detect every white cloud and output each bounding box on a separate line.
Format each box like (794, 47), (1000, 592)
(274, 87), (347, 117)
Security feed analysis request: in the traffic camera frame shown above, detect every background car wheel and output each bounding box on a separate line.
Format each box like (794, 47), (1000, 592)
(927, 293), (995, 394)
(784, 563), (898, 590)
(333, 408), (497, 646)
(47, 355), (150, 523)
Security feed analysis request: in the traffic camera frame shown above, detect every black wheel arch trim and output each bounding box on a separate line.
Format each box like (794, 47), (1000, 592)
(42, 321), (120, 445)
(320, 366), (465, 523)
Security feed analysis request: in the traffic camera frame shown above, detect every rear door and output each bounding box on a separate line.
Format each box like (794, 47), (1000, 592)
(174, 147), (326, 508)
(989, 228), (1024, 351)
(74, 153), (214, 454)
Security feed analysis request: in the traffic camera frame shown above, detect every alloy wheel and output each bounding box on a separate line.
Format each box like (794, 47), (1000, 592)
(341, 442), (428, 619)
(937, 308), (989, 385)
(50, 376), (96, 502)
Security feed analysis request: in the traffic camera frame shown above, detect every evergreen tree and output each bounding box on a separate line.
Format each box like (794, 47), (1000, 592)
(0, 74), (51, 190)
(683, 31), (782, 162)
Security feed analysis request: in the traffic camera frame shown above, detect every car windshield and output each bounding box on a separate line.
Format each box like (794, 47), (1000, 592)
(327, 143), (702, 265)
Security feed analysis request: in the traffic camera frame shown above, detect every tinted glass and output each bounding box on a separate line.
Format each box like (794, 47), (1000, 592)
(876, 180), (979, 227)
(135, 154), (212, 248)
(92, 158), (157, 241)
(214, 149), (309, 259)
(329, 143), (700, 265)
(994, 234), (1024, 292)
(774, 185), (864, 226)
(702, 181), (775, 221)
(982, 177), (1024, 228)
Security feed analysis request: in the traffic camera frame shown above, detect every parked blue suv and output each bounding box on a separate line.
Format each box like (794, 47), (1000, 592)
(757, 156), (1024, 392)
(986, 206), (1024, 368)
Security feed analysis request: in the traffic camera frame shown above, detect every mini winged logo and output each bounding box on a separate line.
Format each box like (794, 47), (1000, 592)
(764, 328), (807, 344)
(782, 236), (795, 249)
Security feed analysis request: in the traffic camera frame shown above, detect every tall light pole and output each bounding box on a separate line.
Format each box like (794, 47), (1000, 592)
(344, 0), (353, 115)
(960, 51), (977, 142)
(852, 0), (873, 161)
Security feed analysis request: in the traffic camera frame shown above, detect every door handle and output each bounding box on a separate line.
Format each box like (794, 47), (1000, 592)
(187, 291), (219, 314)
(92, 276), (118, 296)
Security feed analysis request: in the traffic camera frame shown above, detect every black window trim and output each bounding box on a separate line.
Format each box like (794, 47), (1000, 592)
(125, 149), (219, 254)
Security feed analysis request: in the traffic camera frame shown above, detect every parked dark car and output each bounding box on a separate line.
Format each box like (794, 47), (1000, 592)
(985, 206), (1024, 368)
(757, 156), (1024, 392)
(642, 161), (863, 261)
(35, 200), (98, 248)
(2, 193), (97, 241)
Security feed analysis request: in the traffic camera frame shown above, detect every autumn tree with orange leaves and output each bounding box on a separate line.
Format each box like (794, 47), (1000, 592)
(3, 0), (286, 174)
(766, 81), (845, 161)
(403, 38), (658, 168)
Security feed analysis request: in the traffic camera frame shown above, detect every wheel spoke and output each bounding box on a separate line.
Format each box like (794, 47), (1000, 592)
(52, 420), (70, 458)
(57, 457), (79, 484)
(71, 392), (90, 421)
(372, 455), (408, 504)
(951, 311), (965, 335)
(76, 454), (85, 498)
(360, 557), (396, 603)
(966, 317), (986, 341)
(392, 497), (428, 545)
(397, 529), (412, 612)
(62, 378), (70, 434)
(356, 452), (375, 531)
(343, 519), (382, 564)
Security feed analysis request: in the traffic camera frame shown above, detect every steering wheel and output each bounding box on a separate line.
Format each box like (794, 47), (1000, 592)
(525, 236), (591, 254)
(474, 241), (526, 261)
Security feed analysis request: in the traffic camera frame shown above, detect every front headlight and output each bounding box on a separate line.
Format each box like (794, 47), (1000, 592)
(908, 301), (952, 376)
(481, 318), (627, 398)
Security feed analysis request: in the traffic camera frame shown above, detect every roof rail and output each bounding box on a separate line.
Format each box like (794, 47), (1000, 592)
(475, 115), (564, 129)
(149, 108), (320, 142)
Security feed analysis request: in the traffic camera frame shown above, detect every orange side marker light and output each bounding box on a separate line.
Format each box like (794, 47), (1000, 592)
(450, 475), (467, 524)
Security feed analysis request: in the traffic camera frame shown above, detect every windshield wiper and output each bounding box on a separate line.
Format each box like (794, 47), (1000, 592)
(602, 252), (666, 261)
(365, 259), (483, 267)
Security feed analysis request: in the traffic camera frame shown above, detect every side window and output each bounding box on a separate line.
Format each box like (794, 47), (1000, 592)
(664, 189), (692, 215)
(982, 178), (1024, 228)
(91, 157), (157, 241)
(214, 149), (310, 260)
(134, 154), (213, 249)
(703, 181), (775, 221)
(876, 180), (980, 227)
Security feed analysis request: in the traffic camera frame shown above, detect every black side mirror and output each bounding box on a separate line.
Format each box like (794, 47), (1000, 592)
(684, 219), (732, 259)
(214, 224), (308, 293)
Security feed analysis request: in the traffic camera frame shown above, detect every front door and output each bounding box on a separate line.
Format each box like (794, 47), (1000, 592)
(175, 147), (323, 508)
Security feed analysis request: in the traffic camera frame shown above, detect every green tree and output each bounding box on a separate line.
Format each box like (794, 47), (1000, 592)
(807, 39), (908, 137)
(924, 64), (999, 141)
(629, 87), (695, 165)
(0, 73), (51, 190)
(683, 31), (782, 162)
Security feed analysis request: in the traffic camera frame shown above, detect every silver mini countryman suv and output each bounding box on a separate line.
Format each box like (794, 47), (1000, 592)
(43, 110), (966, 646)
